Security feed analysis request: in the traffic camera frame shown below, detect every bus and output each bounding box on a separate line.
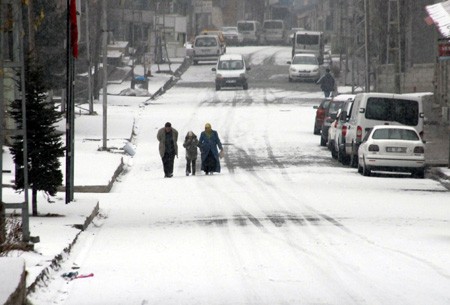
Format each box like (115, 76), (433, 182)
(292, 30), (325, 64)
(262, 20), (286, 45)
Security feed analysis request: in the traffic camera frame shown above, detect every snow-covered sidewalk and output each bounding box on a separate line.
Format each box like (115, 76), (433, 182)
(0, 59), (185, 305)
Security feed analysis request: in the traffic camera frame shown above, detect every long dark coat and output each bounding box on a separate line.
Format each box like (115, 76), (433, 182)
(317, 72), (335, 92)
(157, 127), (178, 158)
(198, 130), (223, 173)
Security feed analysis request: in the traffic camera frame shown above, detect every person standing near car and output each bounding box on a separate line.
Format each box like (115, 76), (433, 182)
(157, 122), (178, 178)
(317, 68), (335, 98)
(198, 123), (224, 175)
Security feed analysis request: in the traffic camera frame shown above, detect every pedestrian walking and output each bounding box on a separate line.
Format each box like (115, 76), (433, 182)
(156, 122), (178, 178)
(317, 68), (335, 98)
(183, 131), (199, 176)
(198, 123), (224, 175)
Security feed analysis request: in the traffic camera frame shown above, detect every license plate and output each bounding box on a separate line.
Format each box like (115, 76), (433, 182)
(386, 147), (406, 153)
(226, 80), (236, 84)
(200, 49), (211, 54)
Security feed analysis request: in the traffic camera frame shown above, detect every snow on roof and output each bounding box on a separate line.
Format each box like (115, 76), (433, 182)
(426, 0), (450, 38)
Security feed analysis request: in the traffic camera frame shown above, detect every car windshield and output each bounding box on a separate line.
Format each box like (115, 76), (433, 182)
(218, 60), (244, 70)
(292, 56), (318, 65)
(372, 128), (420, 140)
(195, 37), (217, 47)
(327, 101), (346, 118)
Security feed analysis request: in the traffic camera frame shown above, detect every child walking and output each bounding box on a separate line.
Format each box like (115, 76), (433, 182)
(183, 131), (199, 176)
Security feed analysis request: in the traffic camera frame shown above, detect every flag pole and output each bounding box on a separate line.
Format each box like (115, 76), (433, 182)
(66, 0), (75, 203)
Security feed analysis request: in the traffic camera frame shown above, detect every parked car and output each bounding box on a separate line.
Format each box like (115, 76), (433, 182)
(321, 94), (355, 147)
(192, 35), (222, 65)
(221, 26), (243, 46)
(237, 20), (262, 45)
(287, 53), (320, 82)
(343, 92), (425, 168)
(212, 53), (250, 91)
(332, 99), (355, 163)
(313, 98), (332, 135)
(357, 125), (426, 178)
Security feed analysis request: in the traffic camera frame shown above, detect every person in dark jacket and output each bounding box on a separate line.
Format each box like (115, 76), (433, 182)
(157, 122), (178, 178)
(198, 123), (223, 175)
(317, 68), (335, 98)
(183, 131), (199, 176)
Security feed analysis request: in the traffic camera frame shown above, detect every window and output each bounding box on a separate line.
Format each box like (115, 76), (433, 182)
(365, 98), (419, 126)
(372, 129), (420, 141)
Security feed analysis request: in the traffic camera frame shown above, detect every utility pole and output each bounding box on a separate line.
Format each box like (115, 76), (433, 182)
(101, 0), (108, 150)
(86, 0), (93, 114)
(364, 0), (370, 92)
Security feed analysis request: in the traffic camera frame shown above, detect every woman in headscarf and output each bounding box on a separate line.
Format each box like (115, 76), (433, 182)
(198, 123), (223, 175)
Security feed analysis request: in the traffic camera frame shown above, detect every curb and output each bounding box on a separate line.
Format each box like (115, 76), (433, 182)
(26, 201), (100, 295)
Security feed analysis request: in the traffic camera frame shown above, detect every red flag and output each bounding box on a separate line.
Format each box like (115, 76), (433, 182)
(70, 0), (78, 58)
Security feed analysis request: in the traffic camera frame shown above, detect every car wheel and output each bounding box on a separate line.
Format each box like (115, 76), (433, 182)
(330, 142), (337, 159)
(193, 60), (198, 65)
(314, 124), (321, 135)
(362, 158), (371, 176)
(243, 83), (248, 90)
(215, 84), (221, 91)
(413, 168), (425, 179)
(289, 77), (292, 82)
(357, 161), (363, 173)
(320, 135), (327, 146)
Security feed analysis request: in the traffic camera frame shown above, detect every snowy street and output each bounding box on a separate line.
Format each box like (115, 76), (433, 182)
(29, 47), (450, 305)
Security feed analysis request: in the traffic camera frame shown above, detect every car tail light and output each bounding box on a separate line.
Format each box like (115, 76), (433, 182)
(368, 144), (379, 152)
(356, 126), (363, 141)
(342, 125), (347, 137)
(414, 146), (425, 154)
(317, 108), (325, 119)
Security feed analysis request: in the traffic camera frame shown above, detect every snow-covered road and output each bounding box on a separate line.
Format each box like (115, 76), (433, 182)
(29, 47), (450, 305)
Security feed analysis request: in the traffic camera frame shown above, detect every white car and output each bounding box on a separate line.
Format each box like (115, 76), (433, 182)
(357, 125), (426, 178)
(221, 26), (244, 46)
(287, 53), (320, 82)
(212, 53), (250, 91)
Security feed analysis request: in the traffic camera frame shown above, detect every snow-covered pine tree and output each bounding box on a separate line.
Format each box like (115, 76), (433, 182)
(9, 62), (64, 216)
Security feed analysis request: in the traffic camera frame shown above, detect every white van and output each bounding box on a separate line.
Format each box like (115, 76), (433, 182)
(343, 92), (425, 167)
(237, 20), (262, 45)
(211, 53), (250, 91)
(192, 35), (222, 65)
(262, 19), (285, 45)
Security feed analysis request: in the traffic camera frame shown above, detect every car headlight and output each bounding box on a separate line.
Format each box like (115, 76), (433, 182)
(313, 68), (319, 72)
(216, 74), (223, 80)
(289, 68), (297, 72)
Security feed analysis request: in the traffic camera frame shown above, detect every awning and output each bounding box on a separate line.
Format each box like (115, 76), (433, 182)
(426, 0), (450, 38)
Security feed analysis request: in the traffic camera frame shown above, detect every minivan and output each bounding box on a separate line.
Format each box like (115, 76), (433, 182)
(212, 53), (250, 91)
(342, 92), (425, 167)
(237, 20), (262, 45)
(192, 35), (222, 65)
(262, 19), (286, 45)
